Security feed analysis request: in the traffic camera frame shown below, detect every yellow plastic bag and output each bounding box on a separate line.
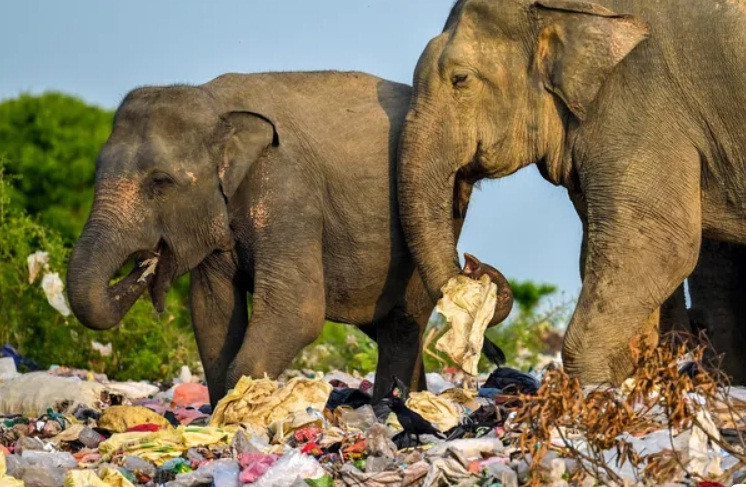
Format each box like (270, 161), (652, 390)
(406, 391), (462, 432)
(435, 274), (497, 375)
(64, 470), (108, 487)
(98, 405), (173, 433)
(100, 468), (136, 487)
(210, 376), (332, 428)
(98, 426), (232, 466)
(438, 388), (480, 411)
(65, 468), (134, 487)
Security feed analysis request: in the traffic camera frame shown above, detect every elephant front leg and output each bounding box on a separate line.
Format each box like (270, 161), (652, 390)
(190, 251), (248, 406)
(563, 146), (702, 385)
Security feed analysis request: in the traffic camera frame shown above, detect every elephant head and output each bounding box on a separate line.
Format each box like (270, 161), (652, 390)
(398, 0), (647, 311)
(67, 86), (277, 330)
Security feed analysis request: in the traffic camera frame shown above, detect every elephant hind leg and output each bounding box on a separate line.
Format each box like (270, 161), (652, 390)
(689, 239), (746, 385)
(370, 306), (428, 401)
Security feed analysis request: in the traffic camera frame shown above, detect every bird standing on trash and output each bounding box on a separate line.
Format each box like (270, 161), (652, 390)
(382, 397), (445, 443)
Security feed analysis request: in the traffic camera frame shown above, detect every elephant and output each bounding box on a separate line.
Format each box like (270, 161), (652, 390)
(689, 240), (746, 383)
(396, 0), (746, 385)
(66, 71), (514, 405)
(659, 239), (746, 384)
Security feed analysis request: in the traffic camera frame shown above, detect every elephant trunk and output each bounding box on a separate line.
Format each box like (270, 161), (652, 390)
(398, 114), (462, 303)
(67, 213), (152, 330)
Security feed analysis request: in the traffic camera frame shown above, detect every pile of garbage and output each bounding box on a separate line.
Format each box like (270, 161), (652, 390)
(2, 269), (745, 486)
(1, 339), (746, 487)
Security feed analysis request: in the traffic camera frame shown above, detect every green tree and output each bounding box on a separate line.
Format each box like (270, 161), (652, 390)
(0, 93), (112, 242)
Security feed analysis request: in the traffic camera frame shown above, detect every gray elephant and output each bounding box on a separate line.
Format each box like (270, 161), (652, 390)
(66, 71), (514, 404)
(660, 240), (746, 384)
(689, 241), (746, 384)
(397, 0), (746, 385)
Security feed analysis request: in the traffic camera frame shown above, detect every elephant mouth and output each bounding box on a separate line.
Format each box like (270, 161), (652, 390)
(122, 239), (177, 314)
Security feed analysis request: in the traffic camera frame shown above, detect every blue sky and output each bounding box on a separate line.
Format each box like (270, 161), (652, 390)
(0, 1), (582, 296)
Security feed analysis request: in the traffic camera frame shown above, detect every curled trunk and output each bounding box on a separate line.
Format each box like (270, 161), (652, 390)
(398, 113), (513, 323)
(67, 221), (151, 330)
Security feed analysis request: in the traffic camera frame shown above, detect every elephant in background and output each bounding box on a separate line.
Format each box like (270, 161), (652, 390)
(396, 0), (746, 384)
(66, 71), (514, 405)
(660, 240), (746, 384)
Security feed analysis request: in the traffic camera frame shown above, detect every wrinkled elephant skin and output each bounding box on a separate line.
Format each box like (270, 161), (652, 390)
(398, 0), (746, 384)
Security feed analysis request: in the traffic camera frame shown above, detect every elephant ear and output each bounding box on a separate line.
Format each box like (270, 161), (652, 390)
(533, 0), (649, 120)
(218, 111), (279, 198)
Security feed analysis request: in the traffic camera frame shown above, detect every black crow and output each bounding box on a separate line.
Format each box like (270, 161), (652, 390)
(482, 338), (507, 367)
(382, 397), (445, 443)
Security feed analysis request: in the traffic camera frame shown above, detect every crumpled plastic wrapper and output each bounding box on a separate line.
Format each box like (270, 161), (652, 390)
(210, 376), (332, 429)
(0, 372), (106, 416)
(435, 274), (497, 375)
(41, 272), (71, 317)
(27, 250), (50, 284)
(98, 405), (173, 433)
(64, 468), (134, 487)
(98, 426), (234, 465)
(406, 391), (463, 432)
(268, 410), (324, 444)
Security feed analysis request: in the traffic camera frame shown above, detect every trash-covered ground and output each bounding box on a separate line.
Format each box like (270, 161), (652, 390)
(1, 337), (745, 487)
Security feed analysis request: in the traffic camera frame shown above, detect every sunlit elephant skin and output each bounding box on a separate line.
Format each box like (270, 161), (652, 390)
(397, 0), (746, 385)
(67, 71), (514, 405)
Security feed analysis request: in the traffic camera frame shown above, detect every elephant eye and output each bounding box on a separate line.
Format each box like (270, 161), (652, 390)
(146, 171), (176, 195)
(452, 73), (469, 87)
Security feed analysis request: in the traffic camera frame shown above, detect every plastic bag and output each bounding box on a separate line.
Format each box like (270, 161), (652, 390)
(435, 274), (497, 375)
(0, 451), (24, 487)
(64, 469), (135, 487)
(251, 450), (326, 487)
(98, 405), (172, 433)
(99, 426), (233, 466)
(27, 250), (49, 284)
(41, 272), (71, 317)
(0, 372), (105, 416)
(210, 376), (332, 428)
(406, 391), (463, 432)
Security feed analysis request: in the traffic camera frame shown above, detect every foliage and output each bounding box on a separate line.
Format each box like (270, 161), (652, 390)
(0, 93), (112, 242)
(292, 323), (378, 375)
(512, 335), (744, 485)
(0, 163), (199, 381)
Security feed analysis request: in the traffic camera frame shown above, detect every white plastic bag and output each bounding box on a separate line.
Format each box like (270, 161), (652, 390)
(41, 272), (71, 317)
(0, 372), (105, 416)
(27, 251), (50, 284)
(252, 450), (326, 487)
(435, 274), (497, 375)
